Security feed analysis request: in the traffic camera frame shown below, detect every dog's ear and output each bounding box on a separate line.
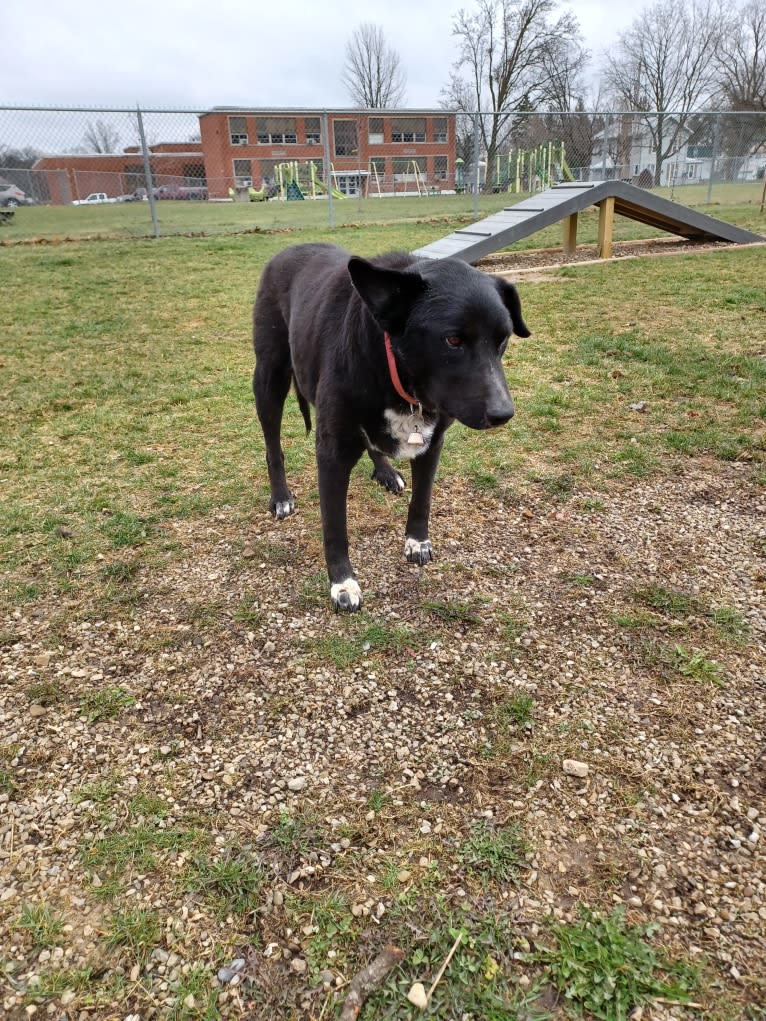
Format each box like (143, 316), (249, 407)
(495, 278), (531, 338)
(348, 257), (427, 332)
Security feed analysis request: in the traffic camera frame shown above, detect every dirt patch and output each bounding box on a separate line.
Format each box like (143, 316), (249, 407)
(478, 237), (762, 280)
(2, 457), (765, 1017)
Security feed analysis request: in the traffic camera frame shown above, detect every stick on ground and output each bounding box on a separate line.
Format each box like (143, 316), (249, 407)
(339, 945), (404, 1020)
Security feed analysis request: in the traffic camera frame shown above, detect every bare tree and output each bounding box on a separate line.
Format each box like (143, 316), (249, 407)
(715, 0), (766, 110)
(0, 145), (41, 169)
(81, 119), (121, 154)
(442, 0), (585, 189)
(341, 24), (407, 108)
(603, 0), (726, 184)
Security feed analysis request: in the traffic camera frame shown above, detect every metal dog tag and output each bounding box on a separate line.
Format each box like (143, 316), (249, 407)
(407, 430), (425, 446)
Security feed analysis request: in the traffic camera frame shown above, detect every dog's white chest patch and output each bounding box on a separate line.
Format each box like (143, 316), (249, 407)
(383, 409), (435, 460)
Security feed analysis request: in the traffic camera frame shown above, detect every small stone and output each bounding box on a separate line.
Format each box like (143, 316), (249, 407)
(397, 869), (412, 883)
(287, 777), (306, 792)
(290, 958), (307, 974)
(217, 959), (246, 984)
(407, 982), (429, 1009)
(183, 994), (196, 1009)
(419, 820), (432, 834)
(29, 703), (47, 717)
(562, 759), (590, 778)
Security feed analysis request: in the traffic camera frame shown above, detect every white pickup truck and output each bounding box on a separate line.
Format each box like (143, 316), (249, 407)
(72, 193), (116, 206)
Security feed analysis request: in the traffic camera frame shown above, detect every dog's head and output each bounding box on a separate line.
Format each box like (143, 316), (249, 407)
(348, 256), (530, 430)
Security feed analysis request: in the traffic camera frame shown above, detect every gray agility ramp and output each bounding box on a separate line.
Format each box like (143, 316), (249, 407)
(412, 181), (765, 263)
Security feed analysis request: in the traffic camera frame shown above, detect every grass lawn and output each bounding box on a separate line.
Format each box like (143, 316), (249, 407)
(2, 178), (764, 242)
(1, 213), (765, 1019)
(3, 218), (764, 597)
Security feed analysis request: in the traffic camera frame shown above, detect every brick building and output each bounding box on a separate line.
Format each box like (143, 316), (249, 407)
(32, 143), (206, 204)
(199, 108), (457, 198)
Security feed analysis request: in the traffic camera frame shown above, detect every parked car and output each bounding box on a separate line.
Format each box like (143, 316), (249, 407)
(153, 184), (208, 201)
(0, 181), (31, 207)
(72, 193), (117, 206)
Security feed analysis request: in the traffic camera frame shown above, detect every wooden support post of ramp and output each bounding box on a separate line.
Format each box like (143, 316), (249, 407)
(563, 212), (578, 257)
(598, 197), (615, 259)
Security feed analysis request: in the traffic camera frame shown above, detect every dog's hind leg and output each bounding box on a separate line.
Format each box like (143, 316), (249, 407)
(253, 305), (295, 520)
(367, 446), (405, 495)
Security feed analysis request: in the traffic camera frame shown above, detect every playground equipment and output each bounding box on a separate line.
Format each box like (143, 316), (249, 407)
(274, 161), (344, 200)
(494, 142), (573, 193)
(412, 180), (764, 263)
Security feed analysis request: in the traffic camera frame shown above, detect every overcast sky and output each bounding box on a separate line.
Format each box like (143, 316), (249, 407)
(4, 0), (636, 111)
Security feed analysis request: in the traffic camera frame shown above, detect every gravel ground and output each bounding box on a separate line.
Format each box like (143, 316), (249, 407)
(477, 237), (750, 277)
(2, 236), (765, 1019)
(2, 447), (765, 1017)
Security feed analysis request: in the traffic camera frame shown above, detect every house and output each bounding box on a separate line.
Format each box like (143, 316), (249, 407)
(587, 114), (714, 187)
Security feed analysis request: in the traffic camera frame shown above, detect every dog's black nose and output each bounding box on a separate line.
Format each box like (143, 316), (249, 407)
(486, 403), (514, 427)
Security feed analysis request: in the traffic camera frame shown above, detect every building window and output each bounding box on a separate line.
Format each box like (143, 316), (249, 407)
(369, 117), (384, 144)
(258, 159), (281, 187)
(369, 157), (386, 182)
(233, 158), (252, 186)
(392, 157), (426, 181)
(333, 119), (359, 157)
(305, 117), (321, 145)
(434, 156), (448, 180)
(433, 118), (448, 143)
(123, 164), (146, 191)
(182, 162), (206, 184)
(256, 117), (297, 144)
(228, 116), (249, 145)
(392, 118), (426, 143)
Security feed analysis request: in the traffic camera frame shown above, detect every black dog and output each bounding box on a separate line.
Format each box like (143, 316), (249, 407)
(253, 243), (530, 612)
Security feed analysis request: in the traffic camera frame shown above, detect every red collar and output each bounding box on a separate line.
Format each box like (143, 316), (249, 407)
(383, 331), (419, 408)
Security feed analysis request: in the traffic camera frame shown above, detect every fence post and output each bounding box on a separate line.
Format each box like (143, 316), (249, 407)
(706, 113), (720, 205)
(602, 114), (610, 182)
(322, 112), (335, 229)
(136, 106), (160, 239)
(472, 112), (481, 216)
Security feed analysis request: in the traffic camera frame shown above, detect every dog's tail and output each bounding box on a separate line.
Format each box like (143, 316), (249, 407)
(294, 376), (312, 435)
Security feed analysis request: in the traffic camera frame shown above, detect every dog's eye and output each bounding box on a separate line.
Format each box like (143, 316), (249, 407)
(445, 336), (462, 348)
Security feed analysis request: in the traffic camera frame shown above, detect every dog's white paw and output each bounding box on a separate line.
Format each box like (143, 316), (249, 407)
(371, 466), (406, 494)
(404, 537), (434, 566)
(385, 470), (406, 493)
(273, 499), (295, 520)
(330, 578), (363, 613)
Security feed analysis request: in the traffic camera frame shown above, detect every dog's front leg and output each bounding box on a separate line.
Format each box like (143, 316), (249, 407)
(404, 432), (445, 566)
(317, 440), (365, 612)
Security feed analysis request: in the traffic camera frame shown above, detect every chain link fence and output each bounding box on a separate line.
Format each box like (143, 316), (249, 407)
(1, 106), (764, 240)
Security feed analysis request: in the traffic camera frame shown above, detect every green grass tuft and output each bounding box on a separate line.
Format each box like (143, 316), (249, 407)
(537, 905), (699, 1021)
